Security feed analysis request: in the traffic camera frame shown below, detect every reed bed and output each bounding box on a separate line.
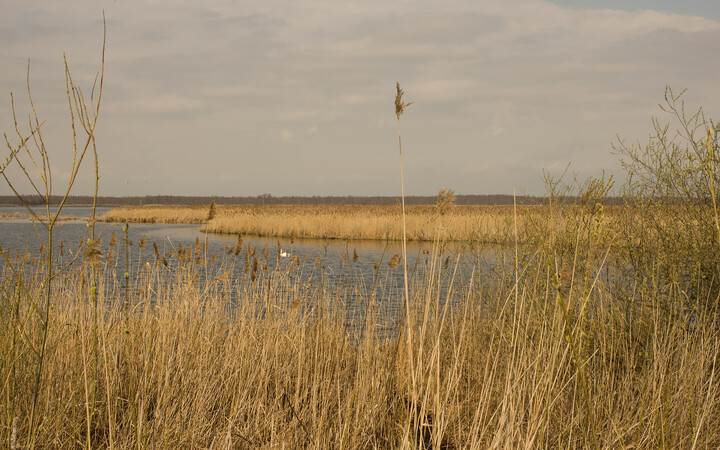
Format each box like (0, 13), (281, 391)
(0, 212), (27, 220)
(100, 204), (598, 244)
(0, 212), (82, 222)
(100, 205), (212, 225)
(2, 228), (719, 448)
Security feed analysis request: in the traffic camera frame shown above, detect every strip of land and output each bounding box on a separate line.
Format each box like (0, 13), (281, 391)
(0, 212), (83, 221)
(100, 204), (558, 243)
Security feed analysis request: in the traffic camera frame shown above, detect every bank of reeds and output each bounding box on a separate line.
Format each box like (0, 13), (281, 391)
(100, 204), (604, 244)
(2, 224), (719, 448)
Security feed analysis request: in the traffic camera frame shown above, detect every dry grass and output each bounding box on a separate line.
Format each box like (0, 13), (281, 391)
(2, 235), (719, 448)
(100, 204), (212, 224)
(100, 204), (601, 244)
(0, 212), (27, 220)
(0, 212), (82, 221)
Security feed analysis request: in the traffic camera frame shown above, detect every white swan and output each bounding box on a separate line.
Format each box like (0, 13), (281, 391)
(280, 249), (290, 257)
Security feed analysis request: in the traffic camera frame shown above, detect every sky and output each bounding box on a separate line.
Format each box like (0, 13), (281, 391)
(1, 0), (719, 198)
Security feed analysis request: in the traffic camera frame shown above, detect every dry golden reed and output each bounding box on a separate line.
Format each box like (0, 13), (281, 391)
(101, 204), (584, 244)
(2, 243), (718, 448)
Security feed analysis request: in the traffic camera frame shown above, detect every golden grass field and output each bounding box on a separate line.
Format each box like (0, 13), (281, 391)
(100, 203), (590, 244)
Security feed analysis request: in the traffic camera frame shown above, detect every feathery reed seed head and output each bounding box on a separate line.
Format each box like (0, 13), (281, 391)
(83, 239), (102, 264)
(389, 254), (401, 268)
(394, 82), (413, 120)
(436, 188), (456, 215)
(206, 200), (217, 221)
(235, 235), (243, 256)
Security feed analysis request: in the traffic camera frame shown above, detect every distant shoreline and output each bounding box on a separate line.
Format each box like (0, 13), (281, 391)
(0, 193), (625, 207)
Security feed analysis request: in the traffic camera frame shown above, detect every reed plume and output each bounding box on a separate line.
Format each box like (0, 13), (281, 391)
(83, 239), (102, 264)
(436, 188), (455, 215)
(389, 253), (401, 268)
(206, 200), (217, 221)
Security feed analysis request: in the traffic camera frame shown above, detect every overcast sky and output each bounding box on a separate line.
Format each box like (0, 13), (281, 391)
(1, 0), (719, 198)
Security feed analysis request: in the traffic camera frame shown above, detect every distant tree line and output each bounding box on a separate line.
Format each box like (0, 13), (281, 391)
(0, 193), (625, 207)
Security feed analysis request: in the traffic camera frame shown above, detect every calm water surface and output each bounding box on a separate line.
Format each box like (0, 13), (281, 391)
(1, 208), (456, 273)
(0, 206), (509, 336)
(0, 206), (497, 285)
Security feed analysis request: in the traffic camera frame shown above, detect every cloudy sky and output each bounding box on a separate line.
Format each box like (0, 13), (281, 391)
(1, 0), (719, 198)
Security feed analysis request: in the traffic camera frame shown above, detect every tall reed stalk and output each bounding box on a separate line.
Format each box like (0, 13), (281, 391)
(707, 127), (720, 245)
(394, 82), (419, 445)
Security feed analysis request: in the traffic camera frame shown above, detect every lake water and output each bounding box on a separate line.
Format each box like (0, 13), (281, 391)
(0, 206), (500, 296)
(1, 206), (507, 337)
(0, 206), (471, 275)
(0, 207), (529, 340)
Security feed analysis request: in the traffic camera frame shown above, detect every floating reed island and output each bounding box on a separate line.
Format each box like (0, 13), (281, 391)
(100, 203), (617, 244)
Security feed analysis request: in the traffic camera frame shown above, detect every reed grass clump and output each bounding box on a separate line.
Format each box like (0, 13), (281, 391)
(102, 203), (583, 244)
(101, 204), (212, 224)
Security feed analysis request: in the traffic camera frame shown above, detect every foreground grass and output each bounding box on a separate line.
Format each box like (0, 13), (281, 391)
(100, 204), (594, 244)
(2, 241), (718, 448)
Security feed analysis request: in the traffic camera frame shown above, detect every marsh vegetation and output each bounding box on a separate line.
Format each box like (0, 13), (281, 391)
(1, 30), (719, 448)
(100, 203), (549, 244)
(4, 191), (720, 448)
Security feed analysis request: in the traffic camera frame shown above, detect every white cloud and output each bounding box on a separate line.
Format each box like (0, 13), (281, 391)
(2, 0), (719, 196)
(340, 93), (383, 105)
(106, 94), (205, 115)
(413, 80), (480, 102)
(202, 85), (273, 98)
(489, 1), (720, 43)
